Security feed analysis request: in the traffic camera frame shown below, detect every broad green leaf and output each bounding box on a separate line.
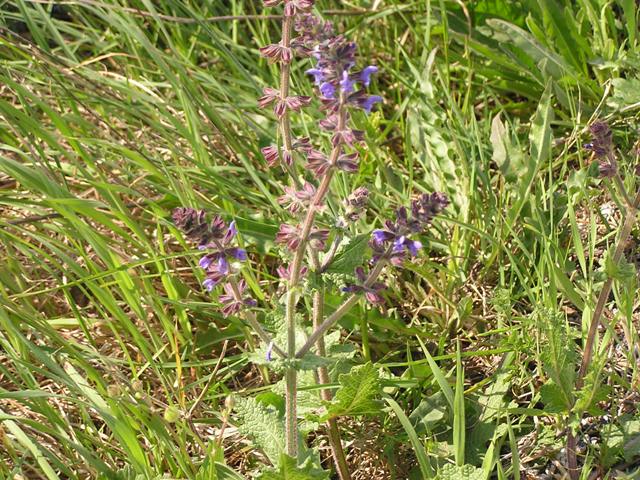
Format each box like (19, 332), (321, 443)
(409, 391), (449, 435)
(234, 397), (286, 466)
(490, 114), (525, 183)
(326, 234), (370, 275)
(257, 454), (330, 480)
(323, 362), (381, 420)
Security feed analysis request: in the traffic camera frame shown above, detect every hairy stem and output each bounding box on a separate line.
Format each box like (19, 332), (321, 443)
(285, 96), (347, 457)
(566, 187), (640, 478)
(311, 265), (351, 479)
(276, 12), (301, 459)
(576, 188), (640, 387)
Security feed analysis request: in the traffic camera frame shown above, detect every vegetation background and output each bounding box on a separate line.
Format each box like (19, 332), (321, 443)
(1, 0), (640, 478)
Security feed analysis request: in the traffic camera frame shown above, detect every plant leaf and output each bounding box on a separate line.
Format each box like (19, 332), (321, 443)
(234, 397), (286, 466)
(257, 454), (330, 480)
(322, 362), (381, 420)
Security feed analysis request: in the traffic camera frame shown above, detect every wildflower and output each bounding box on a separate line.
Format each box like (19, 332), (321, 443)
(358, 95), (383, 114)
(296, 15), (382, 115)
(587, 121), (613, 158)
(260, 43), (293, 64)
(276, 263), (308, 280)
(370, 193), (448, 266)
(342, 266), (386, 304)
(359, 66), (378, 87)
(585, 121), (618, 178)
(265, 0), (314, 16)
(258, 87), (280, 109)
(278, 182), (317, 214)
(306, 149), (331, 176)
(172, 208), (249, 290)
(336, 152), (359, 172)
(276, 223), (329, 251)
(219, 280), (257, 318)
(261, 145), (280, 167)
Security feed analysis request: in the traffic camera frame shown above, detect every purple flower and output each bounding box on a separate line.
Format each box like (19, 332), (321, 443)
(587, 121), (613, 158)
(306, 68), (324, 85)
(276, 224), (302, 250)
(172, 208), (250, 290)
(368, 192), (447, 267)
(276, 224), (329, 251)
(336, 152), (359, 173)
(359, 95), (382, 114)
(278, 182), (318, 214)
(306, 149), (331, 176)
(344, 187), (369, 221)
(392, 236), (422, 256)
(359, 66), (378, 87)
(258, 87), (279, 109)
(259, 43), (292, 64)
(266, 341), (274, 362)
(276, 263), (308, 280)
(340, 71), (355, 94)
(320, 82), (336, 99)
(261, 145), (280, 167)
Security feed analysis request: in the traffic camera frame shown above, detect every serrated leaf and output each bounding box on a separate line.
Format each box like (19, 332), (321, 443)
(539, 381), (570, 413)
(536, 309), (576, 412)
(437, 463), (484, 480)
(326, 234), (370, 274)
(323, 362), (381, 420)
(257, 454), (330, 480)
(234, 397), (286, 465)
(603, 414), (640, 467)
(574, 364), (610, 416)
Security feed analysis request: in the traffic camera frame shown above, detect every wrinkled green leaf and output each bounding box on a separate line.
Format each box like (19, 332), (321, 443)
(437, 463), (484, 480)
(257, 454), (330, 480)
(323, 362), (381, 420)
(234, 397), (286, 466)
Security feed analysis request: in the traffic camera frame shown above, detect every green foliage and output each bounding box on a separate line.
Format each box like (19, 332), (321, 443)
(536, 309), (577, 413)
(437, 463), (484, 480)
(607, 78), (640, 111)
(602, 415), (640, 467)
(233, 397), (287, 467)
(257, 454), (329, 480)
(326, 234), (371, 275)
(1, 0), (640, 478)
(322, 362), (381, 420)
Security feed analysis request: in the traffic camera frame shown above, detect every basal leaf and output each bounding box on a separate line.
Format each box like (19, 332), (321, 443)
(234, 397), (286, 466)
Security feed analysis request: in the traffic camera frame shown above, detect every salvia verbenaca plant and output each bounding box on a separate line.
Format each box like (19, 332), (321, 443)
(564, 121), (640, 479)
(172, 2), (447, 477)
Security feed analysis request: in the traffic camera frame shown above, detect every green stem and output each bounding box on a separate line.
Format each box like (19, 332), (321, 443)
(312, 282), (351, 479)
(360, 309), (371, 362)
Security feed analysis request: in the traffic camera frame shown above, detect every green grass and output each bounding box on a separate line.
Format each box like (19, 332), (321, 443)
(1, 0), (640, 478)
